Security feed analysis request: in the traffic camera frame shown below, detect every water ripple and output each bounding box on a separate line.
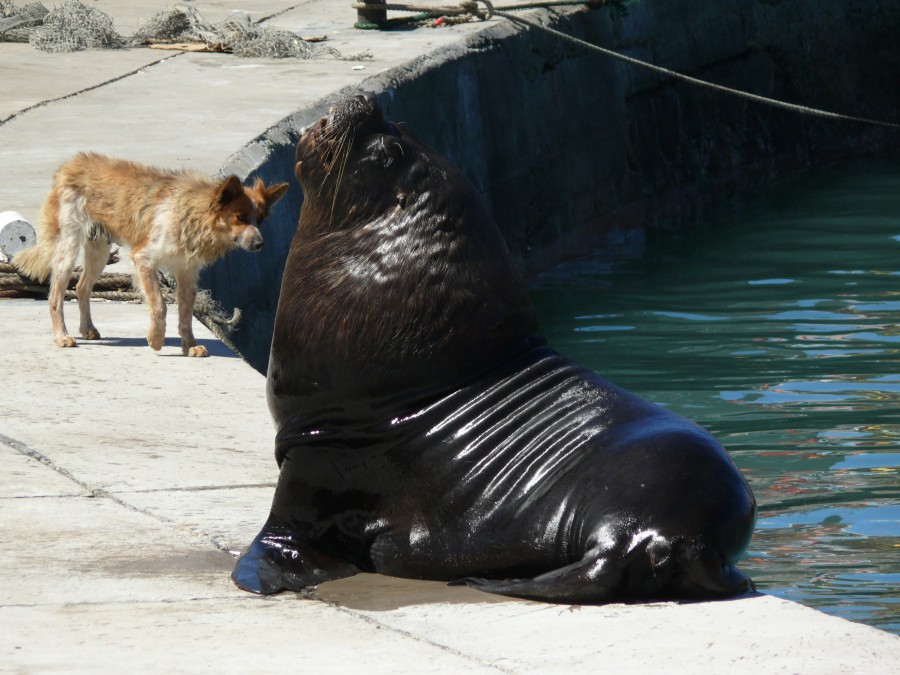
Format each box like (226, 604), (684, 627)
(529, 162), (900, 633)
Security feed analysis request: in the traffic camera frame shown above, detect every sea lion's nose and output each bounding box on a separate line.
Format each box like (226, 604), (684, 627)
(355, 92), (381, 120)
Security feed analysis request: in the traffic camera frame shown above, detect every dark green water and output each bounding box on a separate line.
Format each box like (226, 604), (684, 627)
(529, 163), (900, 634)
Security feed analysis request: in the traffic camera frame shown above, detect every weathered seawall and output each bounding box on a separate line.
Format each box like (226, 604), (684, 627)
(203, 0), (900, 373)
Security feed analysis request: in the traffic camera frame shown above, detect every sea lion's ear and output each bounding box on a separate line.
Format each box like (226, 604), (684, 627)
(294, 161), (303, 183)
(217, 175), (244, 205)
(394, 122), (418, 143)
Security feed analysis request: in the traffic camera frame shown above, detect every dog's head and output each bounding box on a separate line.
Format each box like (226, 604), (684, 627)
(214, 176), (289, 252)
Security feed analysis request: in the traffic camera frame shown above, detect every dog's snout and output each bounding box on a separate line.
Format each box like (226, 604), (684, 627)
(235, 227), (264, 252)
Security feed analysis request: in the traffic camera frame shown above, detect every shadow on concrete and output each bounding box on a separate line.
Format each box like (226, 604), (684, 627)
(89, 336), (239, 358)
(314, 573), (764, 613)
(316, 573), (544, 611)
(87, 549), (235, 580)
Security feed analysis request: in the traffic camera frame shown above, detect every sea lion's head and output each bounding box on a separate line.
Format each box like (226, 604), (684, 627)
(268, 93), (540, 422)
(293, 93), (410, 232)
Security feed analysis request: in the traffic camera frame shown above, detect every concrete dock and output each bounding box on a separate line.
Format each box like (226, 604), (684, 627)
(1, 1), (898, 672)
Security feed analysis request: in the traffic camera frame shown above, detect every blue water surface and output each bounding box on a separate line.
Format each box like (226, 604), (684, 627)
(529, 162), (900, 634)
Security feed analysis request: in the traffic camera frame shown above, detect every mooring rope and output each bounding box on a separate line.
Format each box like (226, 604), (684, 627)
(0, 261), (160, 301)
(0, 261), (240, 329)
(355, 0), (900, 130)
(352, 0), (618, 26)
(496, 9), (900, 130)
(353, 0), (617, 19)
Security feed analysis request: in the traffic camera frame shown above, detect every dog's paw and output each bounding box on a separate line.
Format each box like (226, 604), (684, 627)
(187, 345), (209, 358)
(55, 336), (77, 348)
(81, 327), (101, 340)
(147, 333), (164, 351)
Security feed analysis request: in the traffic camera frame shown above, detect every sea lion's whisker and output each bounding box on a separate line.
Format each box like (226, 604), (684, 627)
(321, 118), (346, 144)
(330, 131), (354, 227)
(315, 128), (350, 204)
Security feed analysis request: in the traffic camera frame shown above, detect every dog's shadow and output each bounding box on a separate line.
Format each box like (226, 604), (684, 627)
(95, 336), (238, 359)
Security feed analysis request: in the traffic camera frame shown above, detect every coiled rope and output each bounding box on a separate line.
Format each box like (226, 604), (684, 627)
(0, 260), (152, 301)
(0, 263), (139, 300)
(355, 0), (900, 130)
(0, 261), (241, 331)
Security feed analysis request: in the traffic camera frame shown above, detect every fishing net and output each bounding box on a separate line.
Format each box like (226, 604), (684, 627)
(0, 0), (48, 42)
(29, 0), (124, 52)
(130, 4), (220, 47)
(215, 13), (340, 59)
(0, 0), (363, 59)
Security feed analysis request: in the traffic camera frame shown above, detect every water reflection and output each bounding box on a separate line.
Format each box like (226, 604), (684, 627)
(530, 162), (900, 634)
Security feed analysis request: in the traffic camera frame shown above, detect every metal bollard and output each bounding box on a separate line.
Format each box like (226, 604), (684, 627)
(356, 0), (387, 28)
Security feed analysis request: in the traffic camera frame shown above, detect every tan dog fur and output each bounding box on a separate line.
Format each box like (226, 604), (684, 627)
(14, 152), (288, 356)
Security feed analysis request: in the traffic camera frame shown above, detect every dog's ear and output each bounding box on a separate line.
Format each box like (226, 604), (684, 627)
(251, 178), (289, 206)
(217, 175), (244, 206)
(264, 182), (289, 205)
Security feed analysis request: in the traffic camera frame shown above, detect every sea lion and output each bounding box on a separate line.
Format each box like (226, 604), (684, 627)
(233, 93), (757, 602)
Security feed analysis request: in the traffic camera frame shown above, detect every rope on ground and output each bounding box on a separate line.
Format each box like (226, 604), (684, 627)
(1, 261), (156, 301)
(351, 0), (628, 28)
(352, 0), (622, 19)
(193, 290), (243, 330)
(0, 261), (241, 330)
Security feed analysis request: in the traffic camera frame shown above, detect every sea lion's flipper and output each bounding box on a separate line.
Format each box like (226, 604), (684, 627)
(232, 519), (359, 595)
(448, 553), (623, 604)
(450, 537), (756, 603)
(670, 552), (756, 597)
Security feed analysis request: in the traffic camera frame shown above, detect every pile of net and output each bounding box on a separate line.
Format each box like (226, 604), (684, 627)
(0, 0), (365, 59)
(0, 0), (48, 42)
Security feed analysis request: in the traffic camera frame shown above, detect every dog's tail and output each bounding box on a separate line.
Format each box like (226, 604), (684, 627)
(12, 190), (60, 283)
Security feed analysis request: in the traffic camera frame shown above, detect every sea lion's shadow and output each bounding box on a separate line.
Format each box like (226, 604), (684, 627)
(314, 574), (522, 611)
(314, 574), (764, 612)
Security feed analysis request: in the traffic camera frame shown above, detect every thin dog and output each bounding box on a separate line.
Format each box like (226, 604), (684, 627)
(14, 151), (288, 356)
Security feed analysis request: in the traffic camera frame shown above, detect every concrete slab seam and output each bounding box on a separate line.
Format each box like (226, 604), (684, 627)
(0, 52), (181, 127)
(112, 482), (276, 494)
(0, 593), (252, 611)
(324, 602), (515, 673)
(0, 430), (234, 555)
(256, 2), (309, 24)
(0, 430), (89, 493)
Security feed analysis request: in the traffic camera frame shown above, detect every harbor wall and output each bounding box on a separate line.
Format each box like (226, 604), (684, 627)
(204, 0), (900, 372)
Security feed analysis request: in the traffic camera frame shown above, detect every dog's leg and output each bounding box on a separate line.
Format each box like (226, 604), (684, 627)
(48, 206), (81, 348)
(77, 239), (109, 340)
(133, 256), (167, 351)
(175, 268), (207, 357)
